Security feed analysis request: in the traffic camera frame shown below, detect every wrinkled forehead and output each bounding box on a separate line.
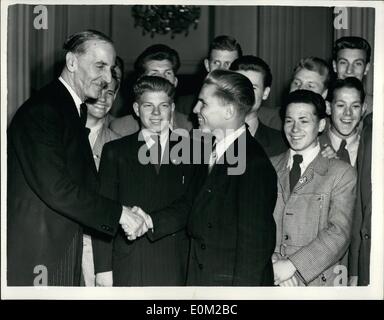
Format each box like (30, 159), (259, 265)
(80, 39), (115, 60)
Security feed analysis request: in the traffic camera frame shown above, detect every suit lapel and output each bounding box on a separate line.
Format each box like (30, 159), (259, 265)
(274, 151), (291, 202)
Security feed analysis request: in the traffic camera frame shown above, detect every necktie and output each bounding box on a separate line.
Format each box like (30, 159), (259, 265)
(289, 154), (303, 193)
(208, 141), (217, 174)
(80, 103), (88, 127)
(337, 139), (351, 164)
(150, 135), (162, 173)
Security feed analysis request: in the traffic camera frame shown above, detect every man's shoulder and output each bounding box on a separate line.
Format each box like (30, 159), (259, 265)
(270, 151), (289, 170)
(10, 80), (71, 125)
(103, 131), (140, 153)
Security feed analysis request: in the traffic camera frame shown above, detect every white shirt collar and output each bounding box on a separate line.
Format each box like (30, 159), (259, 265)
(287, 143), (321, 174)
(59, 76), (83, 116)
(214, 125), (246, 163)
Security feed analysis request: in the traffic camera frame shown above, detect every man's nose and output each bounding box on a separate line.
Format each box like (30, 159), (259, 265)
(344, 106), (352, 116)
(103, 68), (112, 84)
(152, 106), (160, 115)
(346, 63), (354, 74)
(291, 122), (299, 132)
(98, 92), (107, 102)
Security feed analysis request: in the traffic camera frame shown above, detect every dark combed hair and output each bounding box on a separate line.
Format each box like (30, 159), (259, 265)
(293, 56), (331, 90)
(204, 69), (255, 115)
(208, 35), (243, 59)
(229, 55), (272, 88)
(134, 44), (180, 77)
(328, 77), (366, 103)
(133, 75), (176, 102)
(280, 89), (327, 120)
(63, 29), (113, 55)
(333, 36), (372, 63)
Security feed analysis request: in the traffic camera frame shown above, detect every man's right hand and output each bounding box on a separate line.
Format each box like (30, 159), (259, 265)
(120, 206), (148, 240)
(95, 271), (113, 287)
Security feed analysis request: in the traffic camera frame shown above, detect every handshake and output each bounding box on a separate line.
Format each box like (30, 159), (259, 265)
(119, 206), (153, 241)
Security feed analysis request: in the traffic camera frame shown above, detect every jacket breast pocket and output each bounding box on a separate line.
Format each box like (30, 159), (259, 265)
(283, 193), (326, 247)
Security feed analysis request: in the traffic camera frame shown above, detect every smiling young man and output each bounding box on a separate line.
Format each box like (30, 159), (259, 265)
(204, 35), (242, 72)
(271, 89), (356, 286)
(230, 55), (288, 157)
(186, 69), (277, 285)
(81, 74), (122, 286)
(319, 77), (366, 167)
(110, 44), (193, 136)
(258, 57), (331, 131)
(93, 76), (196, 286)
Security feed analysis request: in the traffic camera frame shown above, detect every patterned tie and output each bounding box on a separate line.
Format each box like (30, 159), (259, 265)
(289, 154), (303, 193)
(80, 103), (88, 127)
(337, 139), (351, 164)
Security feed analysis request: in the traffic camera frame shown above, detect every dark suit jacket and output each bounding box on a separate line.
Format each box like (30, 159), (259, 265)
(93, 131), (198, 286)
(254, 121), (288, 157)
(186, 130), (277, 286)
(7, 79), (122, 286)
(349, 114), (372, 285)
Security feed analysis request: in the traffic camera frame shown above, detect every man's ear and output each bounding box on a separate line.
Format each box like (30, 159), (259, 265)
(318, 118), (326, 133)
(174, 76), (178, 88)
(332, 60), (337, 74)
(364, 62), (371, 76)
(224, 104), (235, 120)
(204, 58), (210, 73)
(66, 52), (78, 72)
(171, 102), (175, 112)
(262, 87), (271, 100)
(325, 100), (332, 116)
(133, 102), (140, 118)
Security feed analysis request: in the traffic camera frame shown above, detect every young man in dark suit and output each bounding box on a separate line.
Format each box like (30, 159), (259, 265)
(230, 55), (288, 157)
(134, 69), (277, 286)
(7, 30), (142, 286)
(93, 76), (198, 286)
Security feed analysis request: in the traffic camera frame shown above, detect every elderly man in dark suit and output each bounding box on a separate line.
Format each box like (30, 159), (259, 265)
(7, 30), (143, 286)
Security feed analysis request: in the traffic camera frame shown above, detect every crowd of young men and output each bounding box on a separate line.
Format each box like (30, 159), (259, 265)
(7, 31), (373, 287)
